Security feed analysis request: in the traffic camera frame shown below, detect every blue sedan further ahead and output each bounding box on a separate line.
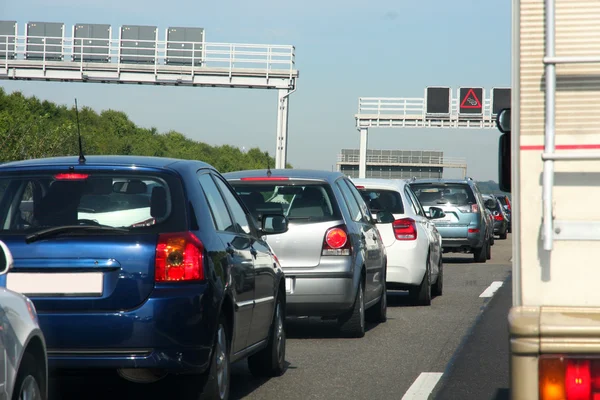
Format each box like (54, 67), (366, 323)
(0, 155), (289, 400)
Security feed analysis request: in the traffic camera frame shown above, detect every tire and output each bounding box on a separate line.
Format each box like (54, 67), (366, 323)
(499, 230), (508, 240)
(248, 293), (286, 377)
(13, 352), (44, 400)
(410, 257), (432, 306)
(366, 279), (387, 323)
(473, 240), (487, 263)
(199, 316), (230, 400)
(338, 280), (365, 338)
(432, 258), (443, 297)
(486, 239), (492, 260)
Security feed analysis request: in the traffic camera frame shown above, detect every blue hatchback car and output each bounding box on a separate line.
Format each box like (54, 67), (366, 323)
(0, 155), (289, 399)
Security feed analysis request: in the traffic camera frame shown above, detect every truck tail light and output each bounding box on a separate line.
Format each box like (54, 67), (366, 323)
(540, 356), (600, 400)
(322, 225), (352, 256)
(155, 232), (205, 282)
(393, 218), (417, 240)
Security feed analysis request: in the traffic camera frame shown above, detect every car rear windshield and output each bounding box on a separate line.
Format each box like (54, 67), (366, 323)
(0, 171), (187, 233)
(410, 183), (477, 207)
(229, 180), (342, 223)
(357, 189), (404, 214)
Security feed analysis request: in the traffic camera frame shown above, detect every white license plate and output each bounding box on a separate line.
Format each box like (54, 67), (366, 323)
(285, 277), (293, 293)
(6, 272), (104, 296)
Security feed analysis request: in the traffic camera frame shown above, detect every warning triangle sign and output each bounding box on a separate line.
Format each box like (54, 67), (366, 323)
(460, 89), (482, 109)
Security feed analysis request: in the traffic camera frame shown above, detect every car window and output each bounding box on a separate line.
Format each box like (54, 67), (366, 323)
(212, 175), (253, 236)
(0, 172), (186, 233)
(336, 180), (363, 222)
(405, 187), (425, 217)
(342, 179), (372, 222)
(410, 183), (477, 207)
(197, 173), (234, 232)
(358, 188), (405, 215)
(230, 180), (341, 224)
(403, 187), (420, 215)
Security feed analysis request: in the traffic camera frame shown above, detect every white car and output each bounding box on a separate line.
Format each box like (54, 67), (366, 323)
(0, 241), (48, 400)
(352, 179), (445, 306)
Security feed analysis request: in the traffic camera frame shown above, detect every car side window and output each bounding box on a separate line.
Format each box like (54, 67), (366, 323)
(336, 180), (362, 222)
(405, 187), (425, 217)
(342, 179), (372, 223)
(403, 188), (419, 215)
(197, 173), (234, 232)
(212, 174), (253, 236)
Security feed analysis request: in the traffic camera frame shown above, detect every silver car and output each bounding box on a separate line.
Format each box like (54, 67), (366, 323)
(0, 241), (48, 400)
(224, 169), (388, 338)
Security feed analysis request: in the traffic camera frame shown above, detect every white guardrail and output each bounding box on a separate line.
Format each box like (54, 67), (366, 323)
(337, 154), (468, 166)
(357, 97), (494, 119)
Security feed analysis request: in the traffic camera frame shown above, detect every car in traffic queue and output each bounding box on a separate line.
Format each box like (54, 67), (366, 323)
(409, 178), (492, 263)
(351, 179), (445, 306)
(482, 194), (509, 240)
(495, 194), (512, 233)
(0, 155), (290, 400)
(0, 240), (48, 400)
(224, 169), (388, 338)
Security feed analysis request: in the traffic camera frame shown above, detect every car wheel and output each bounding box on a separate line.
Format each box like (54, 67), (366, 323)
(338, 280), (365, 338)
(473, 240), (487, 263)
(366, 273), (387, 323)
(410, 257), (432, 306)
(200, 316), (230, 400)
(499, 230), (508, 240)
(486, 239), (492, 260)
(432, 258), (443, 297)
(248, 293), (286, 377)
(13, 352), (44, 400)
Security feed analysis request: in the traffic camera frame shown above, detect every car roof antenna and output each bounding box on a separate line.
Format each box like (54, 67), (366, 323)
(266, 151), (272, 177)
(74, 98), (86, 164)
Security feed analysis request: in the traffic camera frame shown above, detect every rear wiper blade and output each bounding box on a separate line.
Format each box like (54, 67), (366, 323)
(25, 225), (129, 244)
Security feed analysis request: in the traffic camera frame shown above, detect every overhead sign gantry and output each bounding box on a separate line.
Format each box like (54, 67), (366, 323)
(354, 87), (511, 178)
(0, 20), (299, 169)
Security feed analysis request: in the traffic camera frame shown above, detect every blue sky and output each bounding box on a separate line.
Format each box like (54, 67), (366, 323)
(0, 0), (511, 180)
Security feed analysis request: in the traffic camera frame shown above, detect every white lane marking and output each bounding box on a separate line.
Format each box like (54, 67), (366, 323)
(479, 281), (504, 298)
(402, 372), (443, 400)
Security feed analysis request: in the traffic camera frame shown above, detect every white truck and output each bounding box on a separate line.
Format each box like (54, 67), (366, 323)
(499, 0), (600, 398)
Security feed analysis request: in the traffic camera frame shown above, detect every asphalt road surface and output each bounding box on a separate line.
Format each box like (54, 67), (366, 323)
(48, 236), (513, 400)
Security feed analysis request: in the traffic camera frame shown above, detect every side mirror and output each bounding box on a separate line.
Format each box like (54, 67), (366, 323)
(375, 211), (395, 224)
(428, 207), (446, 219)
(496, 108), (512, 192)
(484, 199), (496, 209)
(0, 241), (14, 276)
(261, 214), (289, 235)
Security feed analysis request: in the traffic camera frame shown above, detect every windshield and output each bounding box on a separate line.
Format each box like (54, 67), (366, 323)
(230, 181), (342, 223)
(0, 171), (186, 233)
(357, 188), (404, 215)
(410, 183), (477, 207)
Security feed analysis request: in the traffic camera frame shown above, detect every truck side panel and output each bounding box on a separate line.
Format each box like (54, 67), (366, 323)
(519, 0), (600, 307)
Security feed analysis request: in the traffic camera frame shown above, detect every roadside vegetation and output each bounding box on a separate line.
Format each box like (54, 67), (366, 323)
(0, 88), (286, 171)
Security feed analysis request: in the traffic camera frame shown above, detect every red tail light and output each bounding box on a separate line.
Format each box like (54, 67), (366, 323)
(354, 185), (365, 189)
(539, 356), (600, 400)
(468, 228), (480, 233)
(155, 232), (205, 282)
(393, 218), (417, 240)
(322, 225), (352, 256)
(471, 204), (479, 212)
(54, 173), (89, 180)
(505, 198), (512, 210)
(494, 214), (504, 221)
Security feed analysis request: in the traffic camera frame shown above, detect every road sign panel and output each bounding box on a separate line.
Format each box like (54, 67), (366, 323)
(492, 88), (511, 115)
(459, 87), (483, 114)
(425, 87), (451, 116)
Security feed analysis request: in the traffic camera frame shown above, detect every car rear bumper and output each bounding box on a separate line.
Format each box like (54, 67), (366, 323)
(38, 284), (214, 373)
(283, 256), (355, 317)
(385, 240), (426, 286)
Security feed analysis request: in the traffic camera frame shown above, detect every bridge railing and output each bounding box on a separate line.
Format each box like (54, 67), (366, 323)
(357, 97), (494, 120)
(337, 153), (467, 167)
(0, 34), (296, 77)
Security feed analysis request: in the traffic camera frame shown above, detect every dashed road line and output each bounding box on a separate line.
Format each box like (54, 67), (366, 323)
(479, 281), (504, 298)
(401, 372), (444, 400)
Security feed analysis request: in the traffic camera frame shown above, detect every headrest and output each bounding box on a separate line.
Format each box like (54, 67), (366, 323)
(126, 180), (147, 194)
